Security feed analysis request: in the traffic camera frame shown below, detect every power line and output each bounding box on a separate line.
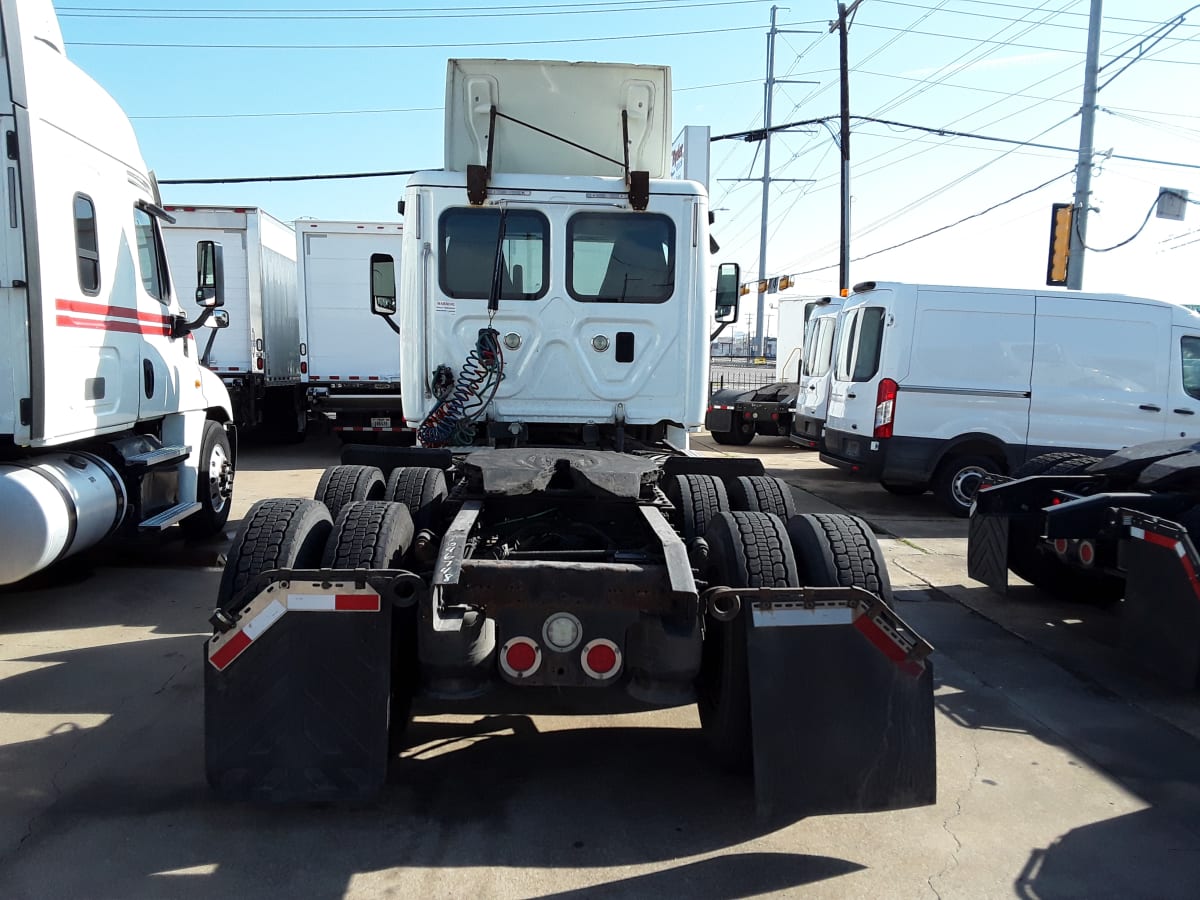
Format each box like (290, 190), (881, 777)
(1080, 189), (1200, 253)
(67, 22), (775, 50)
(790, 168), (1075, 276)
(157, 169), (424, 185)
(60, 0), (769, 21)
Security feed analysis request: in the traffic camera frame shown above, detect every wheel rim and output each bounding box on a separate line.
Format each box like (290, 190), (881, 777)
(207, 444), (233, 513)
(950, 465), (988, 509)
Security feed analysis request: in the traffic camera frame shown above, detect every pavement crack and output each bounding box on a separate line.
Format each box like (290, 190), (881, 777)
(154, 660), (189, 695)
(929, 732), (980, 899)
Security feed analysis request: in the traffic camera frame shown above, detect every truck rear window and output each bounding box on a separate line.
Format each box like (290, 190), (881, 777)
(803, 316), (836, 378)
(439, 208), (548, 301)
(567, 212), (674, 303)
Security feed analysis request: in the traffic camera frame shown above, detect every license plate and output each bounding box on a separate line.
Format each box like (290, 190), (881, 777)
(844, 441), (861, 459)
(370, 417), (391, 429)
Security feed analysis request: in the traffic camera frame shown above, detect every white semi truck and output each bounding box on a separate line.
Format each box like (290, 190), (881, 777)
(295, 219), (413, 444)
(203, 59), (936, 819)
(162, 206), (306, 441)
(0, 0), (236, 586)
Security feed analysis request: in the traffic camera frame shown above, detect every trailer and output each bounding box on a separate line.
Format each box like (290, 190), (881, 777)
(704, 295), (830, 445)
(968, 439), (1200, 688)
(203, 58), (936, 818)
(162, 206), (306, 441)
(0, 0), (236, 587)
(295, 219), (414, 444)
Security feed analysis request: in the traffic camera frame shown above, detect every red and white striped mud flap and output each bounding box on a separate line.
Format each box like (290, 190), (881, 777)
(204, 582), (392, 803)
(1122, 514), (1200, 689)
(743, 586), (937, 820)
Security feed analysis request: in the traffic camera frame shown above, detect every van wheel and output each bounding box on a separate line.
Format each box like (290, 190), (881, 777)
(711, 422), (755, 445)
(181, 420), (234, 538)
(933, 454), (999, 518)
(881, 481), (927, 497)
(697, 511), (799, 773)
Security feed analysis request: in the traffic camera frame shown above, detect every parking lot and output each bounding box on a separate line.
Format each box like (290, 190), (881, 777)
(1, 433), (1199, 899)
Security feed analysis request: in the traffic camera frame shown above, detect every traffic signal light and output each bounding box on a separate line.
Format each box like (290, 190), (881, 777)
(1046, 203), (1073, 286)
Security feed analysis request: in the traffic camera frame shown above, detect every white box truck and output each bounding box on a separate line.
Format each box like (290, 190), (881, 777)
(203, 58), (936, 819)
(162, 206), (307, 441)
(0, 0), (236, 586)
(295, 219), (414, 444)
(820, 281), (1200, 515)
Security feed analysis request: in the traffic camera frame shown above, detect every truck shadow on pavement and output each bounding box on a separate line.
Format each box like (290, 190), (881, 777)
(0, 632), (863, 899)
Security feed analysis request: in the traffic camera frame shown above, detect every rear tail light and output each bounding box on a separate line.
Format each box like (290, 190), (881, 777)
(256, 357), (265, 371)
(500, 637), (542, 678)
(1078, 540), (1095, 566)
(300, 361), (308, 375)
(1053, 539), (1069, 557)
(581, 639), (621, 680)
(873, 378), (898, 438)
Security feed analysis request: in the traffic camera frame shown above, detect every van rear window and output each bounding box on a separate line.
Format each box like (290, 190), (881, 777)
(835, 307), (885, 382)
(1183, 336), (1200, 401)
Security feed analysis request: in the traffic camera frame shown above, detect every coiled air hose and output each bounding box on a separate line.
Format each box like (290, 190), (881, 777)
(417, 328), (505, 447)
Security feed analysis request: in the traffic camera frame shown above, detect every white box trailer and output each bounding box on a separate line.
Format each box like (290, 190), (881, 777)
(295, 219), (413, 444)
(0, 0), (236, 586)
(162, 206), (306, 440)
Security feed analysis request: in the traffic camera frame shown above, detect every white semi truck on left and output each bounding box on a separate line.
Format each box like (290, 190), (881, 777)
(0, 0), (236, 586)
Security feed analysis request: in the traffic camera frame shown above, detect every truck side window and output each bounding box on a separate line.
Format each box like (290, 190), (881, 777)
(74, 194), (100, 295)
(438, 207), (548, 301)
(132, 207), (170, 304)
(1183, 336), (1200, 401)
(568, 212), (674, 303)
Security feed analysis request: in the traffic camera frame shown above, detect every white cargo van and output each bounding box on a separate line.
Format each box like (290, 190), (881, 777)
(295, 219), (412, 443)
(790, 297), (843, 450)
(162, 206), (306, 440)
(820, 281), (1200, 515)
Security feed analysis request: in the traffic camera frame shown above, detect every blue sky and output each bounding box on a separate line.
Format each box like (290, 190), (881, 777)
(60, 1), (1200, 317)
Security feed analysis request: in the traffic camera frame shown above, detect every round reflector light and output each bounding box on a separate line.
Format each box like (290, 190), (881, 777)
(1053, 539), (1069, 556)
(581, 639), (621, 680)
(1079, 540), (1095, 566)
(542, 612), (583, 652)
(500, 637), (541, 678)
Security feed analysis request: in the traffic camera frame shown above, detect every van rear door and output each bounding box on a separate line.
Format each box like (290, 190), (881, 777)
(825, 300), (890, 441)
(1029, 296), (1169, 451)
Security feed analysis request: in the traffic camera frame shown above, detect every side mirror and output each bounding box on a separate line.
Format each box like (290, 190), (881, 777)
(714, 262), (740, 323)
(195, 241), (225, 308)
(370, 252), (397, 317)
(205, 309), (230, 329)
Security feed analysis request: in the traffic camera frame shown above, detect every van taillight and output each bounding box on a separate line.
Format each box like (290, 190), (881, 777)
(874, 378), (897, 438)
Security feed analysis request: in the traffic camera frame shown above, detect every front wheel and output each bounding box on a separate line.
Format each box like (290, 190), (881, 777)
(181, 420), (234, 538)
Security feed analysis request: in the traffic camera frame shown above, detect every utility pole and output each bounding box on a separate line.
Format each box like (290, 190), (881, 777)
(1067, 0), (1103, 290)
(831, 1), (863, 296)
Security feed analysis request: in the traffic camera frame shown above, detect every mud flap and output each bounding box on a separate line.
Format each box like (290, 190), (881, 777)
(205, 584), (394, 802)
(746, 593), (936, 818)
(1122, 521), (1200, 689)
(967, 511), (1010, 591)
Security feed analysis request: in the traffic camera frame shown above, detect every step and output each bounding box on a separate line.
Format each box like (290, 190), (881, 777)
(126, 445), (191, 469)
(138, 501), (202, 532)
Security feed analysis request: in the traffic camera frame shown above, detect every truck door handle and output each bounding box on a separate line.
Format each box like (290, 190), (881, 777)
(1175, 408), (1195, 416)
(1139, 404), (1161, 412)
(846, 392), (857, 399)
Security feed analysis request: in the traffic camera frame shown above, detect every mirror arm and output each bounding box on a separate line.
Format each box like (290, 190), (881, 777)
(381, 313), (401, 336)
(172, 306), (214, 339)
(710, 321), (731, 342)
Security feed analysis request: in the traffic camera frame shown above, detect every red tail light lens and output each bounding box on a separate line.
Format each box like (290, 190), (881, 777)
(874, 378), (898, 438)
(500, 637), (541, 678)
(581, 639), (621, 680)
(300, 361), (308, 374)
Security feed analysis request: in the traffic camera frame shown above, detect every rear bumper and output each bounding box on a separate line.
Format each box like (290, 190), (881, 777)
(790, 413), (824, 449)
(820, 431), (944, 483)
(705, 402), (791, 435)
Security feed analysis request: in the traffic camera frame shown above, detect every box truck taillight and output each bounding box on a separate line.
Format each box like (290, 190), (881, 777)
(874, 378), (897, 438)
